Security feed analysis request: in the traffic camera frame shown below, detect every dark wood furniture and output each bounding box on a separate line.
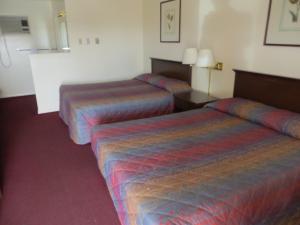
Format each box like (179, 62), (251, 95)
(151, 58), (192, 85)
(234, 70), (300, 113)
(174, 90), (218, 112)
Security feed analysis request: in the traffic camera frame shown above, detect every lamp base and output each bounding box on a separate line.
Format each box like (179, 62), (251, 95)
(208, 69), (212, 97)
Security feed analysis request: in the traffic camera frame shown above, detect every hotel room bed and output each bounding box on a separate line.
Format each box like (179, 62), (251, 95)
(59, 58), (192, 145)
(91, 70), (300, 225)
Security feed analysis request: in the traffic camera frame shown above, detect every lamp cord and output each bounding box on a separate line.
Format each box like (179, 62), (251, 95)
(0, 26), (12, 68)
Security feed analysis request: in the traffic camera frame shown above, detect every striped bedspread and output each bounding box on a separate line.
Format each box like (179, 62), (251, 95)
(60, 79), (173, 145)
(91, 107), (300, 225)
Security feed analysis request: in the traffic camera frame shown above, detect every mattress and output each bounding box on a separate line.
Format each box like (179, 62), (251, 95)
(91, 99), (300, 225)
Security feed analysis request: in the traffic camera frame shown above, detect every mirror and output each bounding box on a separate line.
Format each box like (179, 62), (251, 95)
(52, 0), (70, 51)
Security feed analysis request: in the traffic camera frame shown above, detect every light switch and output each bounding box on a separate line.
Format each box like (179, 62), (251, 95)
(95, 37), (100, 45)
(86, 38), (90, 45)
(78, 38), (82, 45)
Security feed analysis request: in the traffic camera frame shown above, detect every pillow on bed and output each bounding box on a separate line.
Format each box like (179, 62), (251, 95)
(206, 98), (300, 139)
(135, 73), (191, 94)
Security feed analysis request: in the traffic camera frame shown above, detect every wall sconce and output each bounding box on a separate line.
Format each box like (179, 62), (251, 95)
(215, 62), (223, 71)
(58, 11), (66, 18)
(196, 49), (223, 96)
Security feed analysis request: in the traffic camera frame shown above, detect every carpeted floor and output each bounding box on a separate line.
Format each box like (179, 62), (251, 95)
(0, 95), (120, 225)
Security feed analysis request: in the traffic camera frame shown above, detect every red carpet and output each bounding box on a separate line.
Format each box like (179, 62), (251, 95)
(0, 96), (120, 225)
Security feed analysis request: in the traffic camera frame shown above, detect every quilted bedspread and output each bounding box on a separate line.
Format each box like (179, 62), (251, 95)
(60, 79), (173, 145)
(91, 106), (300, 225)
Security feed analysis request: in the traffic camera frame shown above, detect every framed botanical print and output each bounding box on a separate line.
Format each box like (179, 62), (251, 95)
(265, 0), (300, 47)
(160, 0), (181, 43)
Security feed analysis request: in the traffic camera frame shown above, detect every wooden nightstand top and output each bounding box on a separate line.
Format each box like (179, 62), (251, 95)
(174, 90), (218, 112)
(175, 90), (218, 104)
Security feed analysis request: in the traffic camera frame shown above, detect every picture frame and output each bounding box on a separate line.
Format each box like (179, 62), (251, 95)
(265, 0), (300, 47)
(160, 0), (181, 43)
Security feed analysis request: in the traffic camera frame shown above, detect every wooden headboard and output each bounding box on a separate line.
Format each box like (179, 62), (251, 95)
(234, 69), (300, 113)
(151, 58), (192, 85)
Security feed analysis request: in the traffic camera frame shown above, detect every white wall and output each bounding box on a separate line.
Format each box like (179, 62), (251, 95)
(32, 0), (300, 114)
(197, 0), (300, 98)
(0, 33), (35, 98)
(0, 0), (57, 98)
(143, 0), (300, 97)
(143, 0), (200, 78)
(31, 0), (144, 114)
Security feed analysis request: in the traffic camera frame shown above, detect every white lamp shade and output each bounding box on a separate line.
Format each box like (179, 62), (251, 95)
(196, 49), (216, 68)
(182, 48), (198, 65)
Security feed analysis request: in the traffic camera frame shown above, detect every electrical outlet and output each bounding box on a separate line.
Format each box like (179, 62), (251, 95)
(95, 37), (100, 45)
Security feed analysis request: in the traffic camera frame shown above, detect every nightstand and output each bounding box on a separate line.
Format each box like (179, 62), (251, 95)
(174, 90), (218, 112)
